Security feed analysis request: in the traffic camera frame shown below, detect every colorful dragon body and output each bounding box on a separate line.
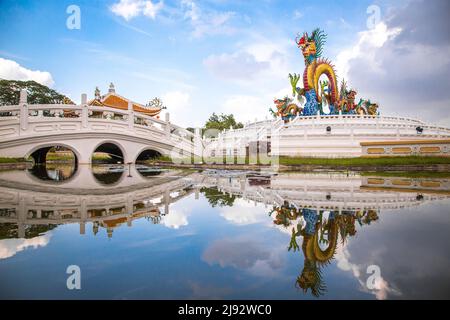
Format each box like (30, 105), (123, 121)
(270, 28), (379, 121)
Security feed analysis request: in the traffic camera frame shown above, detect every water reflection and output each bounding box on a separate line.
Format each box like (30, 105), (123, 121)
(26, 162), (167, 185)
(271, 203), (379, 297)
(136, 165), (165, 177)
(0, 166), (450, 299)
(0, 164), (193, 238)
(28, 163), (77, 182)
(91, 164), (125, 185)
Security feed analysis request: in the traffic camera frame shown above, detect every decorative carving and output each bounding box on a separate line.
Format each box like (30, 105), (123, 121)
(147, 97), (166, 110)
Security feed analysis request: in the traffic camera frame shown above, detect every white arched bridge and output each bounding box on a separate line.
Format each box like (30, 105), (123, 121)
(0, 90), (202, 164)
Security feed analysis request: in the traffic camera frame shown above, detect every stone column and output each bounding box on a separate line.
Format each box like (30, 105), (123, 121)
(128, 101), (134, 129)
(126, 194), (133, 227)
(19, 89), (28, 134)
(18, 196), (26, 238)
(165, 112), (171, 138)
(193, 127), (203, 164)
(80, 197), (87, 235)
(164, 190), (170, 215)
(81, 93), (88, 129)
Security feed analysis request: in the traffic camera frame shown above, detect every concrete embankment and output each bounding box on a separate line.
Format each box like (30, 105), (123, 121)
(148, 161), (450, 173)
(0, 162), (33, 170)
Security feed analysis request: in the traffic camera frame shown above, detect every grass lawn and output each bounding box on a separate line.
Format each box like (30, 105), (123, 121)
(360, 170), (450, 178)
(278, 156), (450, 166)
(145, 155), (450, 167)
(91, 153), (113, 161)
(3, 154), (449, 168)
(0, 157), (29, 163)
(144, 155), (174, 163)
(45, 152), (75, 161)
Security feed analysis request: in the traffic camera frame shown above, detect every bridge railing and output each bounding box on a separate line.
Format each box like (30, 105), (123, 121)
(0, 90), (199, 154)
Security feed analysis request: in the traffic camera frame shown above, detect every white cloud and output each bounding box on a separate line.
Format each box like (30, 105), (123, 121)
(204, 51), (269, 81)
(220, 198), (268, 225)
(110, 0), (163, 21)
(161, 208), (189, 229)
(111, 0), (141, 20)
(202, 237), (285, 277)
(335, 23), (402, 81)
(334, 243), (400, 300)
(204, 34), (292, 84)
(0, 58), (54, 87)
(333, 0), (450, 125)
(0, 235), (50, 260)
(182, 0), (236, 38)
(222, 95), (269, 123)
(143, 0), (164, 19)
(162, 90), (190, 108)
(182, 0), (200, 21)
(203, 34), (296, 124)
(293, 10), (303, 20)
(161, 90), (192, 127)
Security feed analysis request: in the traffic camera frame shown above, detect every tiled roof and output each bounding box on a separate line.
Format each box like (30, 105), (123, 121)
(87, 93), (161, 117)
(88, 99), (105, 106)
(103, 94), (161, 116)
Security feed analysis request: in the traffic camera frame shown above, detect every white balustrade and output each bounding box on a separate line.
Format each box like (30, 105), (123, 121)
(0, 92), (199, 157)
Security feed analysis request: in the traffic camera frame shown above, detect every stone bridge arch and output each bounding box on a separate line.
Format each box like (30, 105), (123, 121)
(26, 142), (82, 164)
(134, 145), (166, 163)
(91, 140), (127, 164)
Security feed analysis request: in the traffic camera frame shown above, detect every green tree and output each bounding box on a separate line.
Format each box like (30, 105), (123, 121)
(200, 187), (237, 207)
(0, 222), (57, 240)
(204, 113), (243, 132)
(0, 79), (73, 106)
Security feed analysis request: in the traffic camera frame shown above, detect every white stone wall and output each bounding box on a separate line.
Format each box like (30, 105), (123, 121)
(204, 115), (450, 158)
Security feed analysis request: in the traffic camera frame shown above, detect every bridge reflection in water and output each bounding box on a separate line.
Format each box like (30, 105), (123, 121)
(0, 164), (195, 239)
(0, 164), (449, 298)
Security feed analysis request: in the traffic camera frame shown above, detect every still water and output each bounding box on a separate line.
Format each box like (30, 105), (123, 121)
(0, 163), (449, 299)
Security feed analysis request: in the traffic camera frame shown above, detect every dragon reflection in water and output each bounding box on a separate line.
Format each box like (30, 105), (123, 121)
(271, 202), (379, 297)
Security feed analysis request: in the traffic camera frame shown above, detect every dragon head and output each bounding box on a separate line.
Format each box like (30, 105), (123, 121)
(296, 33), (316, 64)
(273, 97), (289, 109)
(296, 29), (326, 65)
(347, 89), (357, 101)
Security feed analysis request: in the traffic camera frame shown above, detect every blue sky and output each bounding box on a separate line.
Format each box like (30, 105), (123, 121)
(1, 0), (449, 127)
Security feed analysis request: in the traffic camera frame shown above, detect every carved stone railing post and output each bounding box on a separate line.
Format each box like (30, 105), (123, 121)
(164, 189), (170, 215)
(19, 89), (28, 134)
(126, 194), (133, 227)
(193, 127), (202, 163)
(17, 195), (26, 238)
(165, 112), (171, 138)
(195, 188), (199, 200)
(80, 197), (87, 235)
(128, 101), (134, 129)
(81, 93), (88, 128)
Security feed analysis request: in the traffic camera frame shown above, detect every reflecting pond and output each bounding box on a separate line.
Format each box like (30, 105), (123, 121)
(0, 163), (450, 299)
